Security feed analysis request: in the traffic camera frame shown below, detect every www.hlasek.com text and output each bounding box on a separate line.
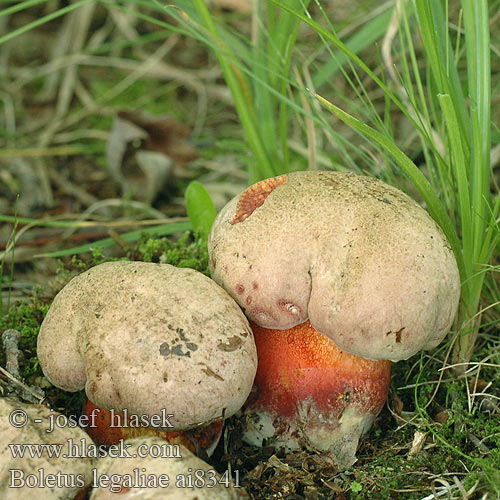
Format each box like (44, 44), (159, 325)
(9, 437), (181, 460)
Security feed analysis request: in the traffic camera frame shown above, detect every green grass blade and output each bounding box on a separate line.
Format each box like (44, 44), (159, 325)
(478, 193), (500, 266)
(414, 0), (470, 151)
(311, 91), (466, 284)
(252, 1), (279, 167)
(438, 93), (472, 273)
(0, 0), (48, 18)
(268, 0), (418, 130)
(190, 0), (275, 182)
(0, 0), (95, 45)
(36, 222), (192, 259)
(462, 0), (491, 264)
(312, 6), (393, 88)
(263, 0), (308, 170)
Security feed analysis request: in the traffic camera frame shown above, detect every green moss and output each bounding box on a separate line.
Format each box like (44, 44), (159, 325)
(0, 301), (48, 379)
(345, 363), (500, 499)
(135, 231), (210, 275)
(55, 248), (129, 282)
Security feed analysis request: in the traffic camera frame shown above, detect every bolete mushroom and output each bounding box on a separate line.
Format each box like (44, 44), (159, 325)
(208, 171), (460, 466)
(37, 262), (257, 455)
(0, 397), (95, 500)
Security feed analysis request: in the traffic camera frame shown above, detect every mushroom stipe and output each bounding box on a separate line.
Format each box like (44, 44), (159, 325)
(242, 321), (391, 469)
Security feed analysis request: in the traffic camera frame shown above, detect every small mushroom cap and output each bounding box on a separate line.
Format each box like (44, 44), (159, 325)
(89, 437), (239, 499)
(208, 171), (460, 362)
(0, 398), (95, 500)
(37, 262), (257, 429)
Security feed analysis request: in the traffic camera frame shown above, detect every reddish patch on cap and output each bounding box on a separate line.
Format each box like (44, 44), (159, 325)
(231, 175), (288, 224)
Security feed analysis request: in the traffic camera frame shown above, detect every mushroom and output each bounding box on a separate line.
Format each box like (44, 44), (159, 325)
(0, 397), (95, 500)
(208, 170), (460, 466)
(37, 262), (257, 455)
(89, 436), (240, 499)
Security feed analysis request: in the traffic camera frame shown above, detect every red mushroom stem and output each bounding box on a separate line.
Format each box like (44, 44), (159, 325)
(243, 321), (391, 468)
(82, 398), (223, 457)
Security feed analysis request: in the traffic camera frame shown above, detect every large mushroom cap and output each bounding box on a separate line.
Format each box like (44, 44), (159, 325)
(208, 171), (460, 362)
(37, 262), (257, 429)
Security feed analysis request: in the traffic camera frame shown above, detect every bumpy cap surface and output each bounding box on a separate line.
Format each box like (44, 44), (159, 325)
(208, 171), (460, 361)
(37, 262), (257, 429)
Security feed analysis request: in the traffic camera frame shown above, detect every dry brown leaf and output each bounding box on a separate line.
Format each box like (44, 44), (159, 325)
(408, 430), (427, 458)
(118, 110), (198, 167)
(246, 462), (266, 480)
(392, 391), (404, 416)
(434, 410), (449, 424)
(334, 495), (349, 500)
(106, 111), (198, 203)
(468, 378), (489, 393)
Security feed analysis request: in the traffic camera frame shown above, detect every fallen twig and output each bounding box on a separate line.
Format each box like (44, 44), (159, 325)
(1, 329), (45, 403)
